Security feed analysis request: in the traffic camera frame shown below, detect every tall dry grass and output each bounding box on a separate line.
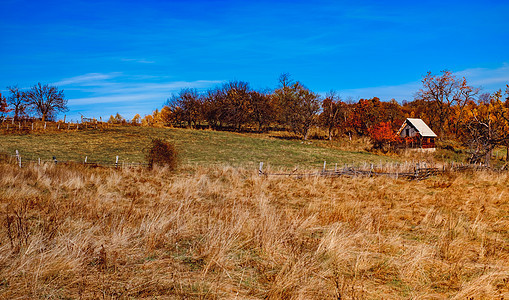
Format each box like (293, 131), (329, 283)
(0, 162), (508, 299)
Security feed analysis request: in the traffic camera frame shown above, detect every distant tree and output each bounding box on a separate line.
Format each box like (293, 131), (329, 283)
(167, 88), (202, 128)
(319, 91), (343, 140)
(0, 92), (10, 116)
(108, 115), (116, 123)
(131, 114), (141, 125)
(202, 87), (222, 129)
(249, 90), (275, 132)
(26, 83), (67, 122)
(159, 106), (174, 126)
(415, 70), (479, 136)
(114, 113), (125, 124)
(275, 75), (320, 140)
(221, 80), (252, 130)
(6, 85), (27, 120)
(141, 114), (154, 126)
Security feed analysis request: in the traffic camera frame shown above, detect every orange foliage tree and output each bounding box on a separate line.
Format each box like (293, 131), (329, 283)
(368, 122), (399, 150)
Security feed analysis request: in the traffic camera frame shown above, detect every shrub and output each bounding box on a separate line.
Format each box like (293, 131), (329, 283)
(146, 138), (178, 170)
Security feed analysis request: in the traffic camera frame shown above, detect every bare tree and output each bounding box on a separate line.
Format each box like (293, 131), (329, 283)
(319, 90), (343, 140)
(6, 85), (28, 120)
(26, 83), (67, 121)
(464, 90), (509, 166)
(415, 70), (479, 136)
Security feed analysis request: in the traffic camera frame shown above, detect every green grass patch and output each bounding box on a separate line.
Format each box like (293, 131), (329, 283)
(0, 126), (397, 169)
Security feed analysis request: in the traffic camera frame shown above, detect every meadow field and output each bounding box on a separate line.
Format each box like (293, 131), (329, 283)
(0, 162), (508, 299)
(0, 126), (508, 299)
(0, 125), (397, 169)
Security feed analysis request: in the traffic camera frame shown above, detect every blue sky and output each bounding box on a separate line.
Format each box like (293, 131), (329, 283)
(1, 0), (508, 121)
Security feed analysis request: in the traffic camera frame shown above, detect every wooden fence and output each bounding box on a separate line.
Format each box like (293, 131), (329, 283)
(258, 161), (491, 180)
(2, 150), (493, 178)
(0, 118), (111, 134)
(5, 152), (149, 169)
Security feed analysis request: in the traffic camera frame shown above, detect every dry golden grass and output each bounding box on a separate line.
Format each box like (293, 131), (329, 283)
(0, 162), (508, 299)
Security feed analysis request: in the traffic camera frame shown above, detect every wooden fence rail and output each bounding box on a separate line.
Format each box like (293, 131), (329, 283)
(4, 153), (149, 169)
(259, 161), (492, 180)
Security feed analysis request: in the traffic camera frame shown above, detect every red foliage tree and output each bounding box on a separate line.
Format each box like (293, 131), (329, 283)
(368, 122), (399, 150)
(0, 92), (11, 115)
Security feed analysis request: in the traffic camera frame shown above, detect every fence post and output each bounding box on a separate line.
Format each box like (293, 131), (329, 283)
(84, 156), (87, 164)
(323, 161), (326, 173)
(15, 150), (21, 168)
(38, 157), (41, 165)
(259, 162), (264, 175)
(53, 156), (58, 165)
(115, 156), (119, 168)
(32, 123), (34, 131)
(44, 122), (46, 130)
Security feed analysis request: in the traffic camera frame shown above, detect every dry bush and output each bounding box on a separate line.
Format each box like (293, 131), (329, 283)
(146, 138), (178, 170)
(0, 162), (508, 299)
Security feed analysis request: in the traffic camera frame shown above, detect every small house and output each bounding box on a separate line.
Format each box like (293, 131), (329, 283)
(397, 118), (437, 150)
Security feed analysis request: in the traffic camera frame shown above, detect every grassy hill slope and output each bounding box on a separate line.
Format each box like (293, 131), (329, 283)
(0, 126), (396, 168)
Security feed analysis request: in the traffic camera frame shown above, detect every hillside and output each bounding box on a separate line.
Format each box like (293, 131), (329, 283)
(0, 125), (397, 169)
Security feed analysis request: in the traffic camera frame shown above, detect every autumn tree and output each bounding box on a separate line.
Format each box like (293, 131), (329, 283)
(275, 74), (320, 139)
(6, 85), (28, 120)
(142, 114), (154, 126)
(167, 88), (202, 128)
(368, 122), (399, 150)
(319, 91), (343, 140)
(158, 106), (174, 126)
(131, 114), (141, 125)
(415, 70), (479, 136)
(26, 83), (67, 121)
(202, 87), (222, 129)
(221, 81), (252, 130)
(0, 92), (10, 116)
(249, 90), (275, 132)
(463, 90), (509, 166)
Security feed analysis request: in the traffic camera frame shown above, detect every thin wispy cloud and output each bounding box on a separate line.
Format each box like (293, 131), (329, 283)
(120, 58), (155, 64)
(456, 64), (509, 88)
(54, 73), (121, 86)
(339, 64), (509, 102)
(59, 72), (222, 119)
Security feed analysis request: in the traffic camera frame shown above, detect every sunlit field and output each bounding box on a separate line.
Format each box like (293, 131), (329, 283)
(0, 162), (507, 299)
(0, 125), (397, 168)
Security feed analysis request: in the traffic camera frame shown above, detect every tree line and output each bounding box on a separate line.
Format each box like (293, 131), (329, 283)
(3, 73), (509, 165)
(0, 83), (68, 122)
(136, 72), (509, 164)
